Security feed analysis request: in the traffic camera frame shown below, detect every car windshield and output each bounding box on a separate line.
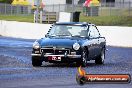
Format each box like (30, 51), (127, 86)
(48, 25), (87, 37)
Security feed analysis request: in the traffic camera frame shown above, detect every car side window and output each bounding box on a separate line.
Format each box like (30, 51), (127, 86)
(88, 25), (100, 38)
(88, 26), (95, 38)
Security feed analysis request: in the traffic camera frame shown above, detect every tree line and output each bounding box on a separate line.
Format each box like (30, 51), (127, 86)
(0, 0), (13, 4)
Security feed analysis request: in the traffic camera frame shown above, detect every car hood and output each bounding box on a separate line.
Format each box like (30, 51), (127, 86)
(39, 37), (85, 48)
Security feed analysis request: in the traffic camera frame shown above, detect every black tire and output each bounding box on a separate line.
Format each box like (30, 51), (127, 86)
(32, 56), (42, 67)
(77, 48), (87, 67)
(95, 48), (105, 64)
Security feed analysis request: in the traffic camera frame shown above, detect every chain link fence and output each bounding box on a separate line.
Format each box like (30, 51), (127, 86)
(0, 2), (132, 16)
(0, 3), (32, 15)
(43, 2), (132, 16)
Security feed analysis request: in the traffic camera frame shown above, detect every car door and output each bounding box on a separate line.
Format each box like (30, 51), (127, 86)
(87, 25), (99, 59)
(92, 25), (101, 56)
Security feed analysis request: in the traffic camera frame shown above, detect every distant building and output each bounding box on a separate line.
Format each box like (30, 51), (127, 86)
(28, 0), (80, 5)
(28, 0), (132, 5)
(28, 0), (80, 12)
(28, 0), (132, 10)
(100, 0), (132, 3)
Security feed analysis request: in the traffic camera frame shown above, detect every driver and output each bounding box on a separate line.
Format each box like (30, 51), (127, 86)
(58, 26), (71, 35)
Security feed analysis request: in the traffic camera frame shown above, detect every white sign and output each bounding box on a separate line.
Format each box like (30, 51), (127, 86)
(58, 12), (71, 22)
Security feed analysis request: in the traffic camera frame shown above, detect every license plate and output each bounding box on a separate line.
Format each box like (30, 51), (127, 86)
(48, 56), (61, 61)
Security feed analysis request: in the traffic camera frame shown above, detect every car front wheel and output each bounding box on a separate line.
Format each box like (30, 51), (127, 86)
(95, 48), (105, 64)
(77, 49), (87, 67)
(32, 56), (42, 67)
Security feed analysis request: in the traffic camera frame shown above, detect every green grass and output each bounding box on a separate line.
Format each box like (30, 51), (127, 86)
(0, 15), (34, 22)
(80, 15), (132, 26)
(98, 8), (132, 16)
(0, 14), (132, 26)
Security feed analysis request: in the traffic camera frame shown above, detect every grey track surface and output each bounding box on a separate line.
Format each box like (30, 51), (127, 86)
(0, 36), (132, 88)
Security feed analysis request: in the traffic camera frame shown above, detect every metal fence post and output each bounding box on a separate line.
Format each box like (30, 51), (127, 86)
(34, 11), (36, 23)
(128, 1), (131, 16)
(11, 4), (13, 15)
(4, 3), (6, 15)
(100, 4), (102, 16)
(109, 2), (111, 16)
(59, 4), (60, 12)
(53, 4), (54, 12)
(40, 11), (42, 23)
(91, 7), (92, 16)
(17, 5), (19, 15)
(0, 4), (1, 14)
(72, 0), (74, 12)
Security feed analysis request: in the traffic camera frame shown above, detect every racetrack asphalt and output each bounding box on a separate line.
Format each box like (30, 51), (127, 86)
(0, 36), (132, 88)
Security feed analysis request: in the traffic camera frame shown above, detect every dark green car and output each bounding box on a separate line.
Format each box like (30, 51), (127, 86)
(31, 22), (106, 67)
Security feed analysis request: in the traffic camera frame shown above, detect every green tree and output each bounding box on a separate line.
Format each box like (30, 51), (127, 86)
(0, 0), (13, 4)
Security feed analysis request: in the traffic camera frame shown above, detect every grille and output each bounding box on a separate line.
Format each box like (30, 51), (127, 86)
(41, 48), (70, 55)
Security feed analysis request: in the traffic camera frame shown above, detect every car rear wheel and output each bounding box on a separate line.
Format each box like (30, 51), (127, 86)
(32, 56), (42, 67)
(95, 48), (105, 64)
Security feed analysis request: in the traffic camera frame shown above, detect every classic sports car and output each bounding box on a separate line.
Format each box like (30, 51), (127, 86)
(31, 22), (106, 67)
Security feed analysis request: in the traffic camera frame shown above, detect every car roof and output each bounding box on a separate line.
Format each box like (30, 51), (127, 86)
(55, 22), (95, 26)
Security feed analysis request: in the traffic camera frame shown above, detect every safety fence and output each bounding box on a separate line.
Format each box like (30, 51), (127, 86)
(0, 2), (132, 16)
(0, 3), (31, 15)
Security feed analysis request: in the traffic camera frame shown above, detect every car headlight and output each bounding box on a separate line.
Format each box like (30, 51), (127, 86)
(73, 43), (80, 50)
(33, 41), (40, 49)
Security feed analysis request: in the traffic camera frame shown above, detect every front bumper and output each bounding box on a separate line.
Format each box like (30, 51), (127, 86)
(31, 53), (81, 58)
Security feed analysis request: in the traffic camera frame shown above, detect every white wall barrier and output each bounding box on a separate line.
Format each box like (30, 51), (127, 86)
(98, 26), (132, 47)
(0, 20), (51, 39)
(0, 20), (132, 47)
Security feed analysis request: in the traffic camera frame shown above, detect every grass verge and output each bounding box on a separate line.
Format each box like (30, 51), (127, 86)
(0, 15), (34, 23)
(80, 15), (132, 26)
(0, 14), (132, 26)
